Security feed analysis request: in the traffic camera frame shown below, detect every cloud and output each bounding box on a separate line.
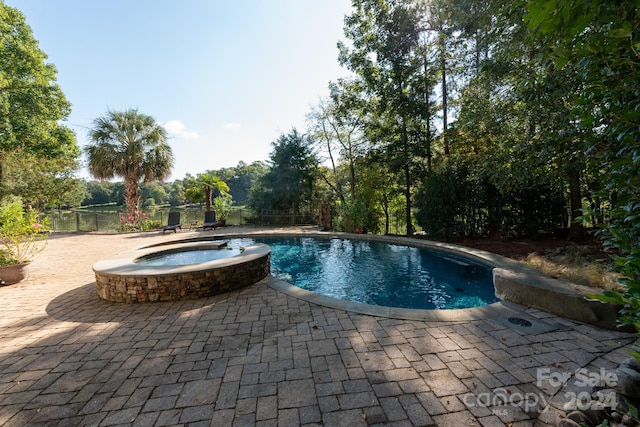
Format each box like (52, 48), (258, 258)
(224, 123), (241, 130)
(163, 120), (199, 139)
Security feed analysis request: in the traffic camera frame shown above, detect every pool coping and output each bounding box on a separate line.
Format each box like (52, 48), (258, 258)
(91, 240), (272, 303)
(207, 231), (622, 328)
(92, 240), (270, 276)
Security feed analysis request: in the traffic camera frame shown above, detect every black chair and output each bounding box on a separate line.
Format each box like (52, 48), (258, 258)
(162, 211), (182, 233)
(200, 210), (219, 231)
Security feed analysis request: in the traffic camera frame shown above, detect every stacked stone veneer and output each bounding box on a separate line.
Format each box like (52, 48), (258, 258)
(94, 244), (270, 303)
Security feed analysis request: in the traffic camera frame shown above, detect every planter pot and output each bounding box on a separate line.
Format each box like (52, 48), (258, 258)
(0, 263), (29, 285)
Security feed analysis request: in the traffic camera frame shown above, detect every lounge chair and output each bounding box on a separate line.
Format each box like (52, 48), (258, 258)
(200, 210), (219, 231)
(162, 211), (182, 233)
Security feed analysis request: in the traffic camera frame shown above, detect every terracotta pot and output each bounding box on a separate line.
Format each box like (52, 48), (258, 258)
(0, 263), (29, 285)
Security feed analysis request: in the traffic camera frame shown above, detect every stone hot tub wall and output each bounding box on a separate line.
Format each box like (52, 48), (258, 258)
(93, 242), (271, 303)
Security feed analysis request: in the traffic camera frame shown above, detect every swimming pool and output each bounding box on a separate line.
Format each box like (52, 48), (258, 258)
(227, 237), (498, 310)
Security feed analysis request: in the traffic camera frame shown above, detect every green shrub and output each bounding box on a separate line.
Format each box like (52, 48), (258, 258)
(0, 196), (48, 265)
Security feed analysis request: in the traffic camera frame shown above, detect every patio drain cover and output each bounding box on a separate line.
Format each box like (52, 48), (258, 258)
(507, 317), (533, 327)
(492, 315), (558, 334)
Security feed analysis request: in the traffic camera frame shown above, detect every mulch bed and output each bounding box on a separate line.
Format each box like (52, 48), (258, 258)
(410, 235), (611, 262)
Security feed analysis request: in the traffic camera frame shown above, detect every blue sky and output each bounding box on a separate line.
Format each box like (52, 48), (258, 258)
(8, 0), (353, 180)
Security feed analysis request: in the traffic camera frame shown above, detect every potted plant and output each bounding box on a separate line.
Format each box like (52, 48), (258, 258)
(0, 196), (48, 285)
(213, 195), (233, 226)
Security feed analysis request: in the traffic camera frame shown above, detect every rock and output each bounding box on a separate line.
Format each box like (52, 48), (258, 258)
(581, 406), (613, 425)
(611, 411), (623, 422)
(557, 418), (583, 427)
(622, 412), (637, 426)
(566, 410), (594, 426)
(615, 367), (640, 400)
(593, 388), (621, 410)
(622, 357), (640, 373)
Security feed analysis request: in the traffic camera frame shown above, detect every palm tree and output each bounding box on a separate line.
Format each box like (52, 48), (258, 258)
(85, 109), (174, 216)
(184, 172), (230, 211)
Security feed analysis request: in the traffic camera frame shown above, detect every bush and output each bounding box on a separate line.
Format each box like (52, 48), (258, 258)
(335, 197), (379, 234)
(0, 196), (48, 265)
(415, 165), (568, 239)
(118, 211), (159, 232)
(415, 165), (473, 239)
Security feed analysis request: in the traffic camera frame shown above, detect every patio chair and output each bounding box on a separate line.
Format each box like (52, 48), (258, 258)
(200, 210), (219, 231)
(162, 211), (182, 233)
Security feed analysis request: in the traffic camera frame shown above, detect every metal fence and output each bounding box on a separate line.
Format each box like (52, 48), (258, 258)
(42, 207), (320, 232)
(255, 210), (318, 226)
(40, 206), (421, 234)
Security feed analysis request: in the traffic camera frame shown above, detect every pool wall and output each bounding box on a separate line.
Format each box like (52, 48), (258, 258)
(93, 241), (270, 303)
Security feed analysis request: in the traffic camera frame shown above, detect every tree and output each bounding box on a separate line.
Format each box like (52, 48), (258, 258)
(214, 161), (268, 206)
(526, 0), (640, 328)
(0, 4), (80, 200)
(85, 109), (174, 217)
(249, 129), (318, 213)
(140, 182), (168, 207)
(83, 181), (113, 206)
(184, 172), (229, 211)
(307, 80), (368, 204)
(3, 148), (84, 210)
(339, 0), (428, 234)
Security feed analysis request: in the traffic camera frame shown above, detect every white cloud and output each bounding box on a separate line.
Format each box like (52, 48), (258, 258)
(224, 123), (241, 130)
(163, 120), (199, 139)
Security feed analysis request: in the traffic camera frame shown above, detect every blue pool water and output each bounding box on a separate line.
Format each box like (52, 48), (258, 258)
(227, 237), (497, 310)
(136, 247), (243, 266)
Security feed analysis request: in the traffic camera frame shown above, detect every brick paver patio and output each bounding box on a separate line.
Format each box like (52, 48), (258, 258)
(0, 228), (636, 426)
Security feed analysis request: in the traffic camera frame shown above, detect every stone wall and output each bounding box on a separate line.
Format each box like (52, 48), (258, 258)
(95, 253), (270, 303)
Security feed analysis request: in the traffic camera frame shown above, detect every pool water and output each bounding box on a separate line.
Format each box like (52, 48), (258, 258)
(228, 237), (497, 310)
(136, 247), (243, 266)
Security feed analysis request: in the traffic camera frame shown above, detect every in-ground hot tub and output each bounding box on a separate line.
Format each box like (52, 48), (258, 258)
(93, 240), (270, 303)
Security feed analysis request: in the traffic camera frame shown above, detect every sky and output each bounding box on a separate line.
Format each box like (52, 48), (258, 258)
(7, 0), (354, 181)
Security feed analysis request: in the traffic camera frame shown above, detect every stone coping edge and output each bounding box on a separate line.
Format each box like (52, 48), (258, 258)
(92, 241), (270, 277)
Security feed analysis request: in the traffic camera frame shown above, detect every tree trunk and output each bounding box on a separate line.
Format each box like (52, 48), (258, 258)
(400, 111), (413, 235)
(205, 188), (212, 211)
(423, 47), (432, 174)
(404, 164), (412, 235)
(124, 177), (140, 216)
(349, 161), (356, 199)
(440, 30), (449, 156)
(568, 165), (584, 240)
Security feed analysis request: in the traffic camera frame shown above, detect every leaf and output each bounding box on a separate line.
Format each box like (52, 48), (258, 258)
(609, 28), (631, 38)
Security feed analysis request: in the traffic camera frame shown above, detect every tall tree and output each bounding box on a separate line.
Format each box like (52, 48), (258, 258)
(307, 79), (368, 203)
(3, 148), (83, 210)
(249, 129), (318, 214)
(211, 161), (268, 206)
(526, 0), (640, 324)
(85, 109), (174, 216)
(0, 4), (80, 199)
(339, 0), (426, 234)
